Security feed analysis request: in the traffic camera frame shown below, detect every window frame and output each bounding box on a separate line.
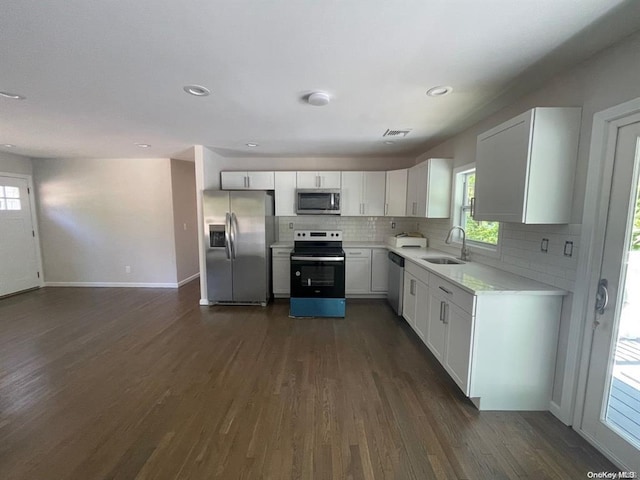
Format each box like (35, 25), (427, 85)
(451, 163), (502, 258)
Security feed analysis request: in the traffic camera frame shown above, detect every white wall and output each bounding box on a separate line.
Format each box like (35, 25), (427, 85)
(170, 159), (199, 284)
(0, 152), (32, 176)
(33, 157), (178, 286)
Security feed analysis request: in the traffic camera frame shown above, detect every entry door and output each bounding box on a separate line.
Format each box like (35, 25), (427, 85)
(0, 176), (39, 297)
(581, 117), (640, 472)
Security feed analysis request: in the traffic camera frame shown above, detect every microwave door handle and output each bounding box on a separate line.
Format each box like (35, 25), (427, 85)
(331, 193), (335, 209)
(224, 213), (231, 259)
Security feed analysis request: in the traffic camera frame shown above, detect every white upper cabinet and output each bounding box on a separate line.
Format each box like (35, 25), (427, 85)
(385, 168), (408, 216)
(296, 171), (341, 189)
(274, 171), (297, 216)
(474, 107), (581, 224)
(341, 171), (386, 216)
(221, 171), (274, 190)
(405, 158), (452, 218)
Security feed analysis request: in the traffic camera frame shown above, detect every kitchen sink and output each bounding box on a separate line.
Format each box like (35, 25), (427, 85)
(422, 257), (465, 265)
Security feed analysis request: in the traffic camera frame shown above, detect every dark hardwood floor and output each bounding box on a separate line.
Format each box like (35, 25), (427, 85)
(0, 281), (616, 479)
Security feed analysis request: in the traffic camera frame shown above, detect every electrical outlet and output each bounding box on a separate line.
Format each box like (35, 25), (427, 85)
(125, 265), (131, 274)
(289, 222), (293, 229)
(541, 238), (549, 253)
(183, 223), (187, 231)
(391, 222), (396, 229)
(564, 241), (574, 257)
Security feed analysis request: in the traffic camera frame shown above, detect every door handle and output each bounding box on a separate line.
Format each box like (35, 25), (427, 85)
(595, 278), (609, 315)
(230, 212), (238, 259)
(224, 213), (231, 259)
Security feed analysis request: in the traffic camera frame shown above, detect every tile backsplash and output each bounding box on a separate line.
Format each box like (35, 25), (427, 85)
(277, 216), (420, 243)
(278, 216), (581, 292)
(417, 218), (581, 292)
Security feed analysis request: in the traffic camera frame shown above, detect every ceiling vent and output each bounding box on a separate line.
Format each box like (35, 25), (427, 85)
(383, 128), (412, 138)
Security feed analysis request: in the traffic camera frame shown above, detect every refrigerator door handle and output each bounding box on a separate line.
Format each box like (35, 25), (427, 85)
(224, 213), (231, 259)
(230, 212), (239, 259)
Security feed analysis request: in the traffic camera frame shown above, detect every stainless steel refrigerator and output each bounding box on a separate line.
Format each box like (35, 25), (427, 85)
(203, 190), (275, 305)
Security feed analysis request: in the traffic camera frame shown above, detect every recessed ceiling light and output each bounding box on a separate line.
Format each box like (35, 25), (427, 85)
(183, 85), (211, 97)
(135, 143), (151, 148)
(384, 141), (395, 145)
(307, 91), (331, 106)
(246, 143), (259, 147)
(426, 86), (453, 97)
(2, 144), (16, 148)
(0, 91), (26, 100)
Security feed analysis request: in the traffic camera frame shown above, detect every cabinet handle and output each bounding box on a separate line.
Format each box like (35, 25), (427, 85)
(470, 197), (476, 219)
(247, 176), (251, 188)
(243, 176), (247, 188)
(316, 175), (320, 188)
(410, 279), (415, 295)
(349, 252), (362, 255)
(442, 303), (449, 324)
(412, 202), (417, 215)
(438, 286), (452, 295)
(439, 301), (445, 322)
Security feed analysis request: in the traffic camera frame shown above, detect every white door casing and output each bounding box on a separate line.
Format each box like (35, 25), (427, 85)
(574, 104), (640, 471)
(0, 174), (42, 297)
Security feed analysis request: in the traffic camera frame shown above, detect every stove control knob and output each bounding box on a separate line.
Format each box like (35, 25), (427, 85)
(295, 271), (301, 276)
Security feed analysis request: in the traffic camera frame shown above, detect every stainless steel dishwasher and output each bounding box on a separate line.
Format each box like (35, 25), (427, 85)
(387, 251), (404, 315)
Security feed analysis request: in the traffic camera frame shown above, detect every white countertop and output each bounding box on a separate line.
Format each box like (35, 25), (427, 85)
(388, 246), (566, 296)
(270, 242), (565, 296)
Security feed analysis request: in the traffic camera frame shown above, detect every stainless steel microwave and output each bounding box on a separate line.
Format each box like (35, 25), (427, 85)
(296, 189), (341, 215)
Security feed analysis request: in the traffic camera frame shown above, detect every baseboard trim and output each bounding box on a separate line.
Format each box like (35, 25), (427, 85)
(199, 298), (211, 306)
(178, 273), (200, 287)
(549, 400), (570, 426)
(44, 281), (179, 289)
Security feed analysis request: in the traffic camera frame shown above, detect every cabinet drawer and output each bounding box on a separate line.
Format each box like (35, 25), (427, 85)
(428, 274), (475, 315)
(405, 260), (429, 285)
(344, 248), (370, 258)
(272, 248), (292, 257)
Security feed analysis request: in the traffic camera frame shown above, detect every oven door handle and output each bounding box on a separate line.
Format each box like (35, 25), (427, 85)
(291, 256), (345, 262)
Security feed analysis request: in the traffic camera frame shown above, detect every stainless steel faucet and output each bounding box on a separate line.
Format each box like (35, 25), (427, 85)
(445, 226), (470, 261)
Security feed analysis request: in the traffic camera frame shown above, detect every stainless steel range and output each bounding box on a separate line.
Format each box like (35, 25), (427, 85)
(289, 230), (345, 317)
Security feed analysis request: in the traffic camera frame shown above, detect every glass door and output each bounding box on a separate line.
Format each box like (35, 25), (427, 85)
(582, 118), (640, 473)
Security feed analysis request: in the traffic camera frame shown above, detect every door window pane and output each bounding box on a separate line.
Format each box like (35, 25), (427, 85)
(4, 186), (19, 198)
(0, 199), (5, 210)
(6, 199), (21, 210)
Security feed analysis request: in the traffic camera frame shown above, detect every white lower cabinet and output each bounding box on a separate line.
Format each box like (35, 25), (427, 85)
(402, 271), (428, 340)
(271, 247), (291, 297)
(345, 248), (371, 295)
(403, 260), (561, 410)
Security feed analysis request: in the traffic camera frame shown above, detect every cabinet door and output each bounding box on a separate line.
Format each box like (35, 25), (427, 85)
(345, 249), (371, 294)
(426, 291), (447, 363)
(425, 159), (452, 218)
(444, 302), (473, 394)
(414, 162), (428, 217)
(319, 171), (341, 189)
(385, 169), (407, 216)
(296, 172), (319, 189)
(402, 271), (417, 326)
(413, 280), (429, 340)
(370, 249), (388, 292)
(274, 172), (297, 216)
(340, 172), (363, 216)
(363, 171), (386, 216)
(406, 165), (419, 216)
(474, 113), (531, 222)
(247, 172), (274, 190)
(221, 171), (247, 189)
(272, 248), (291, 295)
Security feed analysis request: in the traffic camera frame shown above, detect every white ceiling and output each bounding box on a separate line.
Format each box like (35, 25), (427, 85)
(0, 0), (637, 160)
